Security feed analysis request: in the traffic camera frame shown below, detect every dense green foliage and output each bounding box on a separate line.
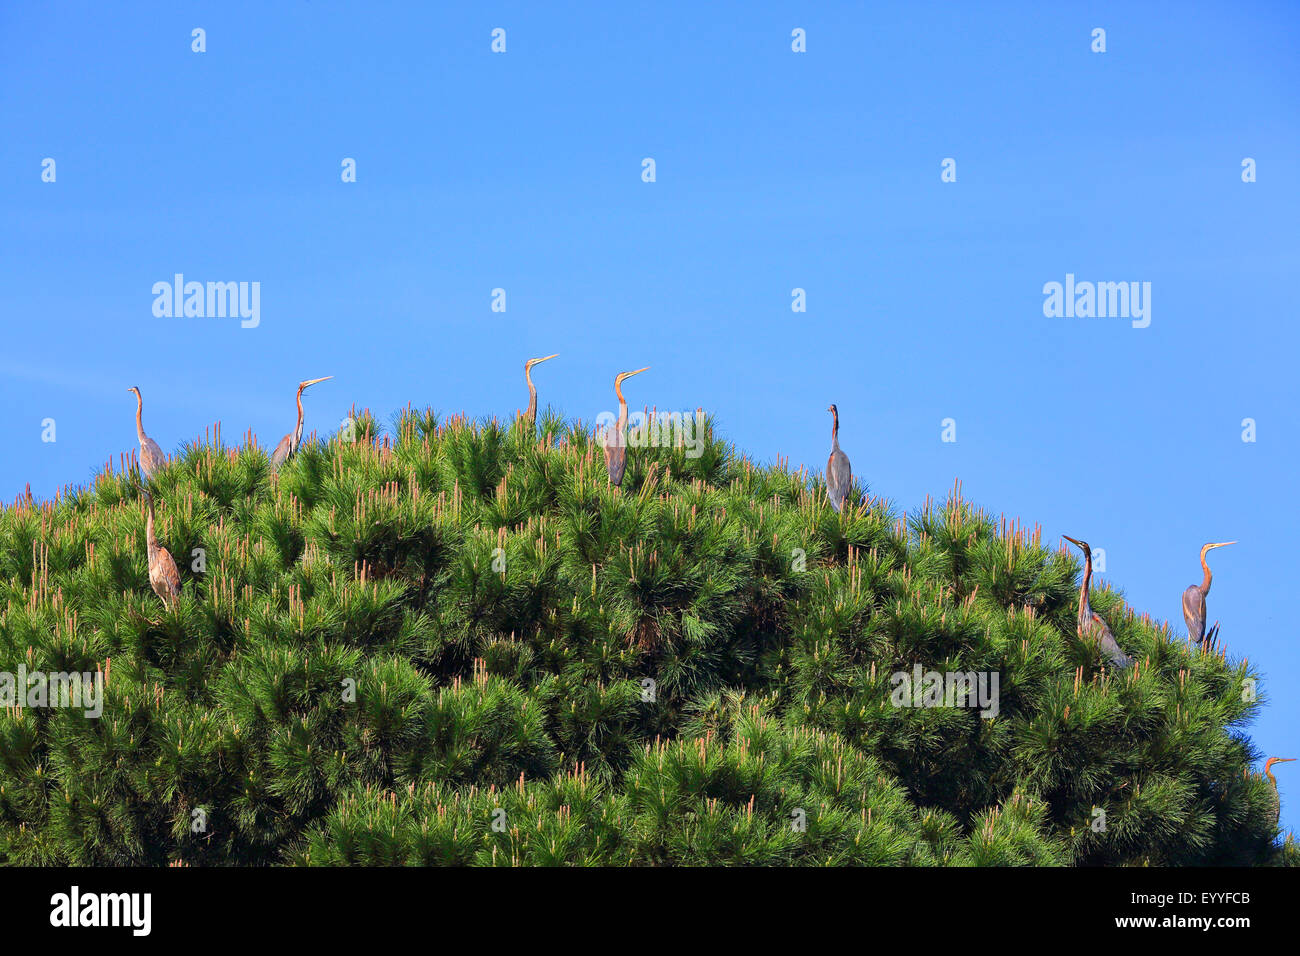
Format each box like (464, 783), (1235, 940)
(0, 408), (1291, 865)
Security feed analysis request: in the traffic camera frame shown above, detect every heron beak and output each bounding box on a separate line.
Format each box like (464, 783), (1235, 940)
(300, 376), (333, 389)
(1276, 758), (1297, 763)
(1062, 535), (1084, 549)
(616, 367), (649, 385)
(536, 353), (559, 364)
(1207, 541), (1238, 550)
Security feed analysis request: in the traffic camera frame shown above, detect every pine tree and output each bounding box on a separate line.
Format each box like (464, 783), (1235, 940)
(0, 408), (1288, 865)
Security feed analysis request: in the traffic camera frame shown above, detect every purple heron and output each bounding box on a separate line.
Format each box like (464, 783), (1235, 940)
(1183, 541), (1236, 651)
(1263, 757), (1295, 828)
(1062, 536), (1132, 668)
(145, 497), (181, 607)
(524, 354), (558, 426)
(826, 404), (852, 512)
(127, 387), (166, 480)
(270, 377), (332, 470)
(602, 367), (648, 487)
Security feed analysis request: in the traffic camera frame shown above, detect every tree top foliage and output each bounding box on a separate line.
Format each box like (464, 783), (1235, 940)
(0, 407), (1291, 866)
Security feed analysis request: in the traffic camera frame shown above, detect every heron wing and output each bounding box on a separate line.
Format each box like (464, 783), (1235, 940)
(601, 424), (628, 485)
(140, 437), (165, 477)
(1089, 612), (1132, 668)
(1182, 586), (1206, 643)
(606, 445), (626, 486)
(151, 548), (181, 603)
(827, 449), (851, 511)
(270, 434), (293, 469)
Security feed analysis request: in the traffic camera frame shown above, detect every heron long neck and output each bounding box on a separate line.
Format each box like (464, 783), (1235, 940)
(525, 368), (538, 424)
(615, 380), (629, 436)
(1078, 550), (1093, 623)
(1199, 549), (1213, 596)
(830, 409), (839, 447)
(145, 505), (158, 558)
(293, 388), (306, 450)
(134, 393), (146, 443)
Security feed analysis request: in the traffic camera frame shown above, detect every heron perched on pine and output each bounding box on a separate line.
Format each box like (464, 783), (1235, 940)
(145, 496), (181, 607)
(1183, 541), (1236, 652)
(1262, 757), (1295, 828)
(826, 404), (852, 513)
(1062, 536), (1133, 668)
(127, 386), (166, 481)
(270, 377), (332, 470)
(602, 367), (648, 487)
(523, 354), (558, 427)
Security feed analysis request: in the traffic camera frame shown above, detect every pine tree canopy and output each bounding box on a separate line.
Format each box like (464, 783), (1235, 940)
(0, 409), (1291, 866)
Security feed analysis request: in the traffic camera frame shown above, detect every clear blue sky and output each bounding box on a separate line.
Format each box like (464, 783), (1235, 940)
(2, 2), (1298, 834)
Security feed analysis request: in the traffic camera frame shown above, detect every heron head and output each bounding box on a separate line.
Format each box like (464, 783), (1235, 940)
(1266, 758), (1296, 774)
(828, 404), (838, 415)
(615, 367), (649, 387)
(526, 354), (558, 371)
(298, 376), (333, 392)
(1063, 535), (1090, 556)
(128, 386), (140, 398)
(1201, 541), (1237, 557)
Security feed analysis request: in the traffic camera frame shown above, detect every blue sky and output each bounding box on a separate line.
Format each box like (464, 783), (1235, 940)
(2, 2), (1298, 835)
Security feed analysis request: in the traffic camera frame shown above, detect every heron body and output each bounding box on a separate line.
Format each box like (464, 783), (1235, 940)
(603, 367), (648, 487)
(146, 498), (181, 607)
(523, 354), (558, 427)
(1062, 536), (1132, 668)
(1264, 757), (1295, 828)
(127, 387), (166, 480)
(1183, 541), (1236, 651)
(270, 377), (332, 470)
(825, 404), (852, 512)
